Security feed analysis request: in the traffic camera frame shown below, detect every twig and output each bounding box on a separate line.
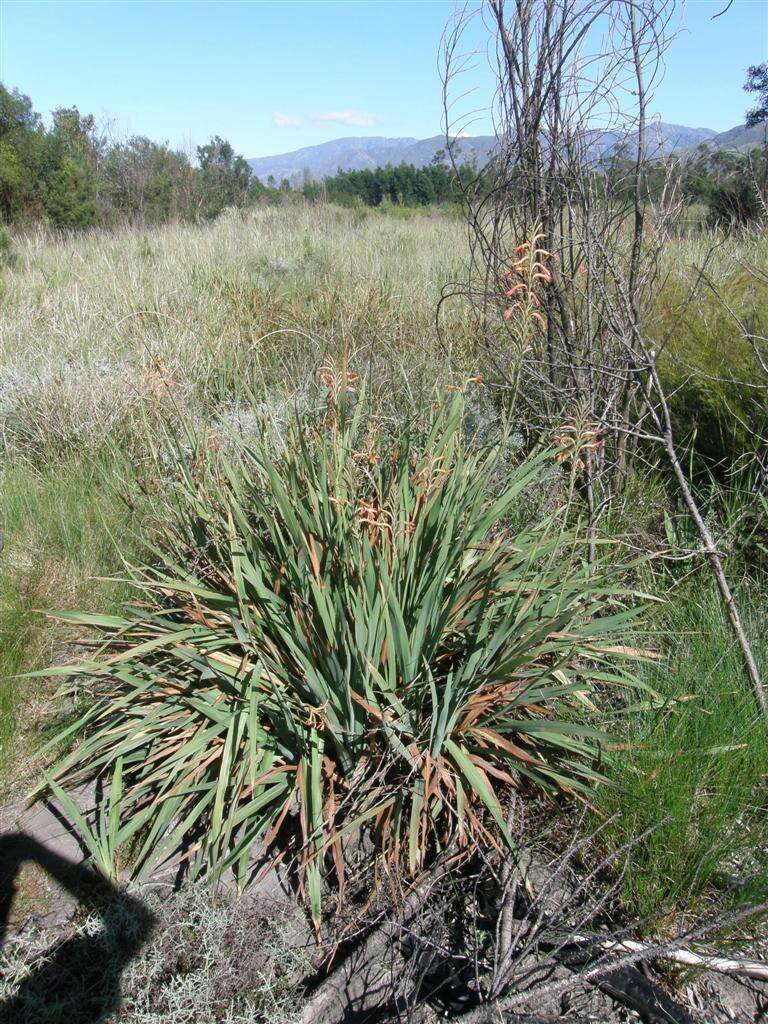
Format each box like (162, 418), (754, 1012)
(585, 935), (768, 983)
(711, 0), (735, 19)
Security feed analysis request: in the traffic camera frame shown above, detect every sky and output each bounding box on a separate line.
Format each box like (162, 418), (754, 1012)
(0, 0), (766, 159)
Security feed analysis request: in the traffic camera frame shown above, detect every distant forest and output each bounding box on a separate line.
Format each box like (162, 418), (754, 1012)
(1, 80), (766, 231)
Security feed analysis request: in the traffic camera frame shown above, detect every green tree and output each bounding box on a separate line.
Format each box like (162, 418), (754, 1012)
(42, 106), (100, 227)
(43, 154), (97, 228)
(101, 136), (194, 222)
(0, 84), (44, 219)
(0, 140), (24, 219)
(745, 63), (768, 128)
(196, 136), (252, 218)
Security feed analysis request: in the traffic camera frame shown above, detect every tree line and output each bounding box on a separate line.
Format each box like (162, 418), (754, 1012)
(0, 83), (278, 227)
(301, 159), (479, 207)
(309, 145), (768, 225)
(599, 139), (768, 226)
(0, 80), (481, 228)
(2, 70), (766, 230)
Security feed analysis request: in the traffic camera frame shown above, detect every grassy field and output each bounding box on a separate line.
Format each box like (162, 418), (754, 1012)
(1, 204), (767, 933)
(0, 206), (469, 451)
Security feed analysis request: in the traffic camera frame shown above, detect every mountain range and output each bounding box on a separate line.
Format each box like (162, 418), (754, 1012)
(248, 121), (764, 184)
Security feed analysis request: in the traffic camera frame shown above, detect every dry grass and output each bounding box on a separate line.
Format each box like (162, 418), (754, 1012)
(2, 204), (765, 462)
(0, 206), (473, 462)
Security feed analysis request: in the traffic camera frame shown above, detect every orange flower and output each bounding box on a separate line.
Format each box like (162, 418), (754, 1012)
(353, 450), (380, 466)
(552, 424), (602, 471)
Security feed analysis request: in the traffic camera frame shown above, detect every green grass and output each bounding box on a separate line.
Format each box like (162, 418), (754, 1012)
(0, 456), (138, 775)
(601, 573), (768, 927)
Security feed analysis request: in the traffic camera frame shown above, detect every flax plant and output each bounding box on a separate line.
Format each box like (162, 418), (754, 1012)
(38, 393), (646, 924)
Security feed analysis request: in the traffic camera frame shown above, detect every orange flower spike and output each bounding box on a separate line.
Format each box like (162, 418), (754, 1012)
(530, 311), (548, 329)
(513, 242), (530, 256)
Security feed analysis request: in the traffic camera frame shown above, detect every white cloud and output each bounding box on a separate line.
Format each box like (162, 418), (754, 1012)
(313, 109), (377, 128)
(272, 111), (302, 128)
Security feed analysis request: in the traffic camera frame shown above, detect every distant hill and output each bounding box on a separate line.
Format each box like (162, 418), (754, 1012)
(247, 135), (496, 183)
(708, 121), (768, 151)
(587, 123), (717, 160)
(248, 123), (719, 183)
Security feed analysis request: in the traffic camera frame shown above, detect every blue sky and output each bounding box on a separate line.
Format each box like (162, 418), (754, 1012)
(1, 0), (766, 158)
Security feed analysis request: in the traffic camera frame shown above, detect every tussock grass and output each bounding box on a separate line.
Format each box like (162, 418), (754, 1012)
(2, 205), (765, 465)
(0, 207), (470, 459)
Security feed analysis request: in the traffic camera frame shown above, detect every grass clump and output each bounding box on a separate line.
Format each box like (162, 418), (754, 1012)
(601, 575), (768, 927)
(41, 393), (645, 921)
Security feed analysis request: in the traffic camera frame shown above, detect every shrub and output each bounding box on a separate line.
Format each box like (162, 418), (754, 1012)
(40, 394), (645, 922)
(0, 227), (15, 267)
(655, 254), (768, 470)
(707, 179), (762, 227)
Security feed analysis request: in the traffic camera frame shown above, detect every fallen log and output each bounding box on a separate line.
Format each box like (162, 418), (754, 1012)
(457, 925), (768, 1024)
(555, 940), (696, 1024)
